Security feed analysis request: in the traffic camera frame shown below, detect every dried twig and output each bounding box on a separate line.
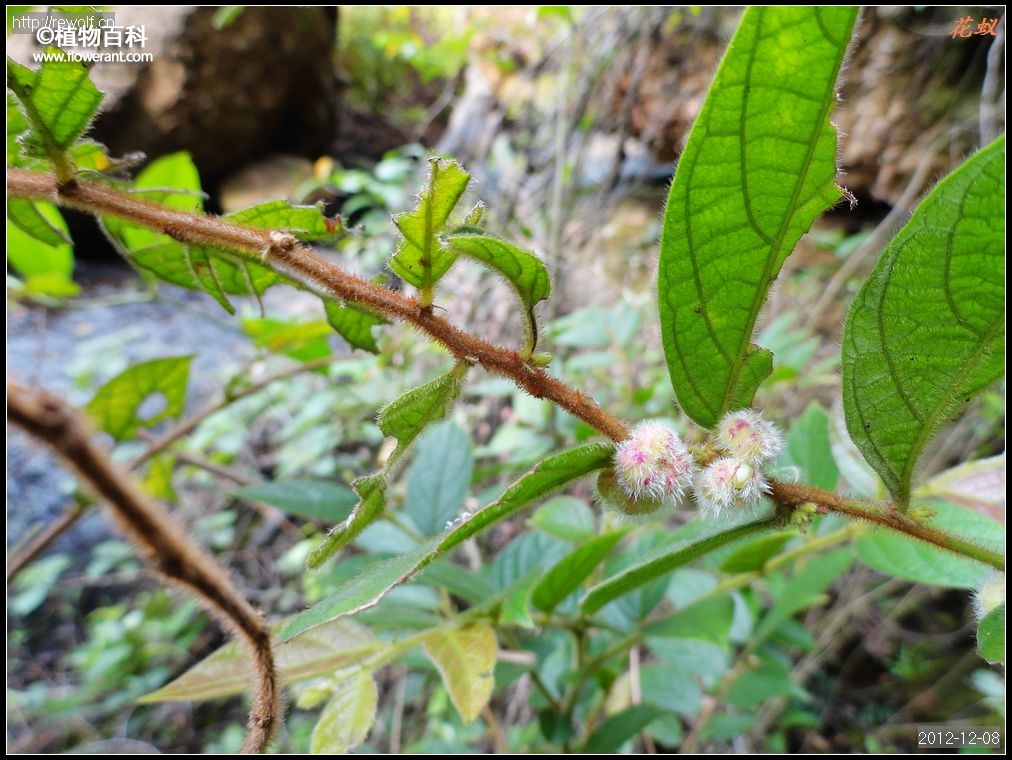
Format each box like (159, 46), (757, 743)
(7, 379), (281, 754)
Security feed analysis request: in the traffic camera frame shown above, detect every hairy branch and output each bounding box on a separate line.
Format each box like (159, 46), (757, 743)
(7, 379), (281, 754)
(7, 169), (1003, 572)
(7, 169), (629, 443)
(769, 478), (1005, 571)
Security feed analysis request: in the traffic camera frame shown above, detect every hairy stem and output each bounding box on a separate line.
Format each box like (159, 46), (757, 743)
(769, 479), (1004, 571)
(7, 169), (628, 443)
(7, 379), (281, 754)
(7, 168), (1003, 572)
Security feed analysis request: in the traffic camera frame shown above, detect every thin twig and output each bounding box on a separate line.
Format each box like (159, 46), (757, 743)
(130, 354), (339, 471)
(7, 379), (281, 754)
(6, 500), (88, 582)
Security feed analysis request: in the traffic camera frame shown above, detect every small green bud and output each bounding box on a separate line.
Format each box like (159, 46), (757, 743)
(529, 352), (553, 368)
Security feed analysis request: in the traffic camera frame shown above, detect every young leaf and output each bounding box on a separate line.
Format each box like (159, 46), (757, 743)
(307, 474), (387, 568)
(977, 604), (1004, 664)
(854, 501), (1004, 588)
(7, 198), (71, 247)
(324, 301), (387, 354)
(140, 618), (380, 703)
(531, 530), (627, 612)
(422, 623), (497, 723)
(581, 517), (776, 614)
(224, 199), (342, 243)
(283, 442), (612, 642)
(85, 356), (192, 442)
(7, 52), (103, 176)
(658, 7), (858, 427)
(232, 480), (357, 522)
(388, 157), (470, 301)
(377, 364), (468, 467)
(310, 669), (378, 754)
(405, 422), (474, 536)
(842, 136), (1005, 505)
(445, 234), (552, 355)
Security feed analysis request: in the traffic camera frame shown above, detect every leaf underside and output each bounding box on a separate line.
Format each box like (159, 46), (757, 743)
(658, 7), (858, 427)
(842, 136), (1005, 505)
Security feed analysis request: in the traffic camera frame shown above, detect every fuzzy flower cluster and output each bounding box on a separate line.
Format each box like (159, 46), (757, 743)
(602, 412), (785, 522)
(601, 421), (695, 519)
(614, 421), (694, 501)
(694, 410), (784, 518)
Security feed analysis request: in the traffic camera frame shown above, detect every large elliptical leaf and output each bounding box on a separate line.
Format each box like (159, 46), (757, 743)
(658, 7), (858, 427)
(842, 136), (1004, 505)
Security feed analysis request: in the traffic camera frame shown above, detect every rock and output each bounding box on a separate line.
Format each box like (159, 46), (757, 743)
(8, 6), (339, 186)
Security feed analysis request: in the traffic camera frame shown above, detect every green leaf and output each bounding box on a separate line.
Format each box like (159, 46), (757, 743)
(416, 559), (496, 605)
(324, 301), (387, 354)
(726, 652), (799, 708)
(283, 443), (612, 643)
(388, 157), (470, 297)
(783, 402), (838, 490)
(422, 623), (497, 723)
(842, 136), (1005, 505)
(6, 200), (78, 297)
(7, 198), (71, 247)
(284, 539), (439, 642)
(377, 364), (468, 467)
(307, 475), (388, 569)
(582, 705), (666, 753)
(242, 318), (333, 362)
(643, 595), (735, 647)
(719, 532), (795, 573)
(310, 669), (377, 754)
(528, 496), (596, 542)
(438, 442), (615, 555)
(658, 7), (858, 427)
(405, 422), (474, 536)
(531, 530), (627, 612)
(224, 198), (342, 243)
(232, 480), (357, 522)
(854, 501), (1004, 588)
(103, 153), (285, 312)
(977, 604), (1004, 664)
(445, 234), (551, 354)
(141, 619), (380, 703)
(753, 547), (853, 642)
(7, 52), (103, 170)
(582, 517), (776, 614)
(84, 356), (192, 442)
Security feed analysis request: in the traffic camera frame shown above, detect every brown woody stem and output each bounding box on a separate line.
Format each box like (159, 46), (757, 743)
(7, 379), (281, 754)
(6, 169), (629, 443)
